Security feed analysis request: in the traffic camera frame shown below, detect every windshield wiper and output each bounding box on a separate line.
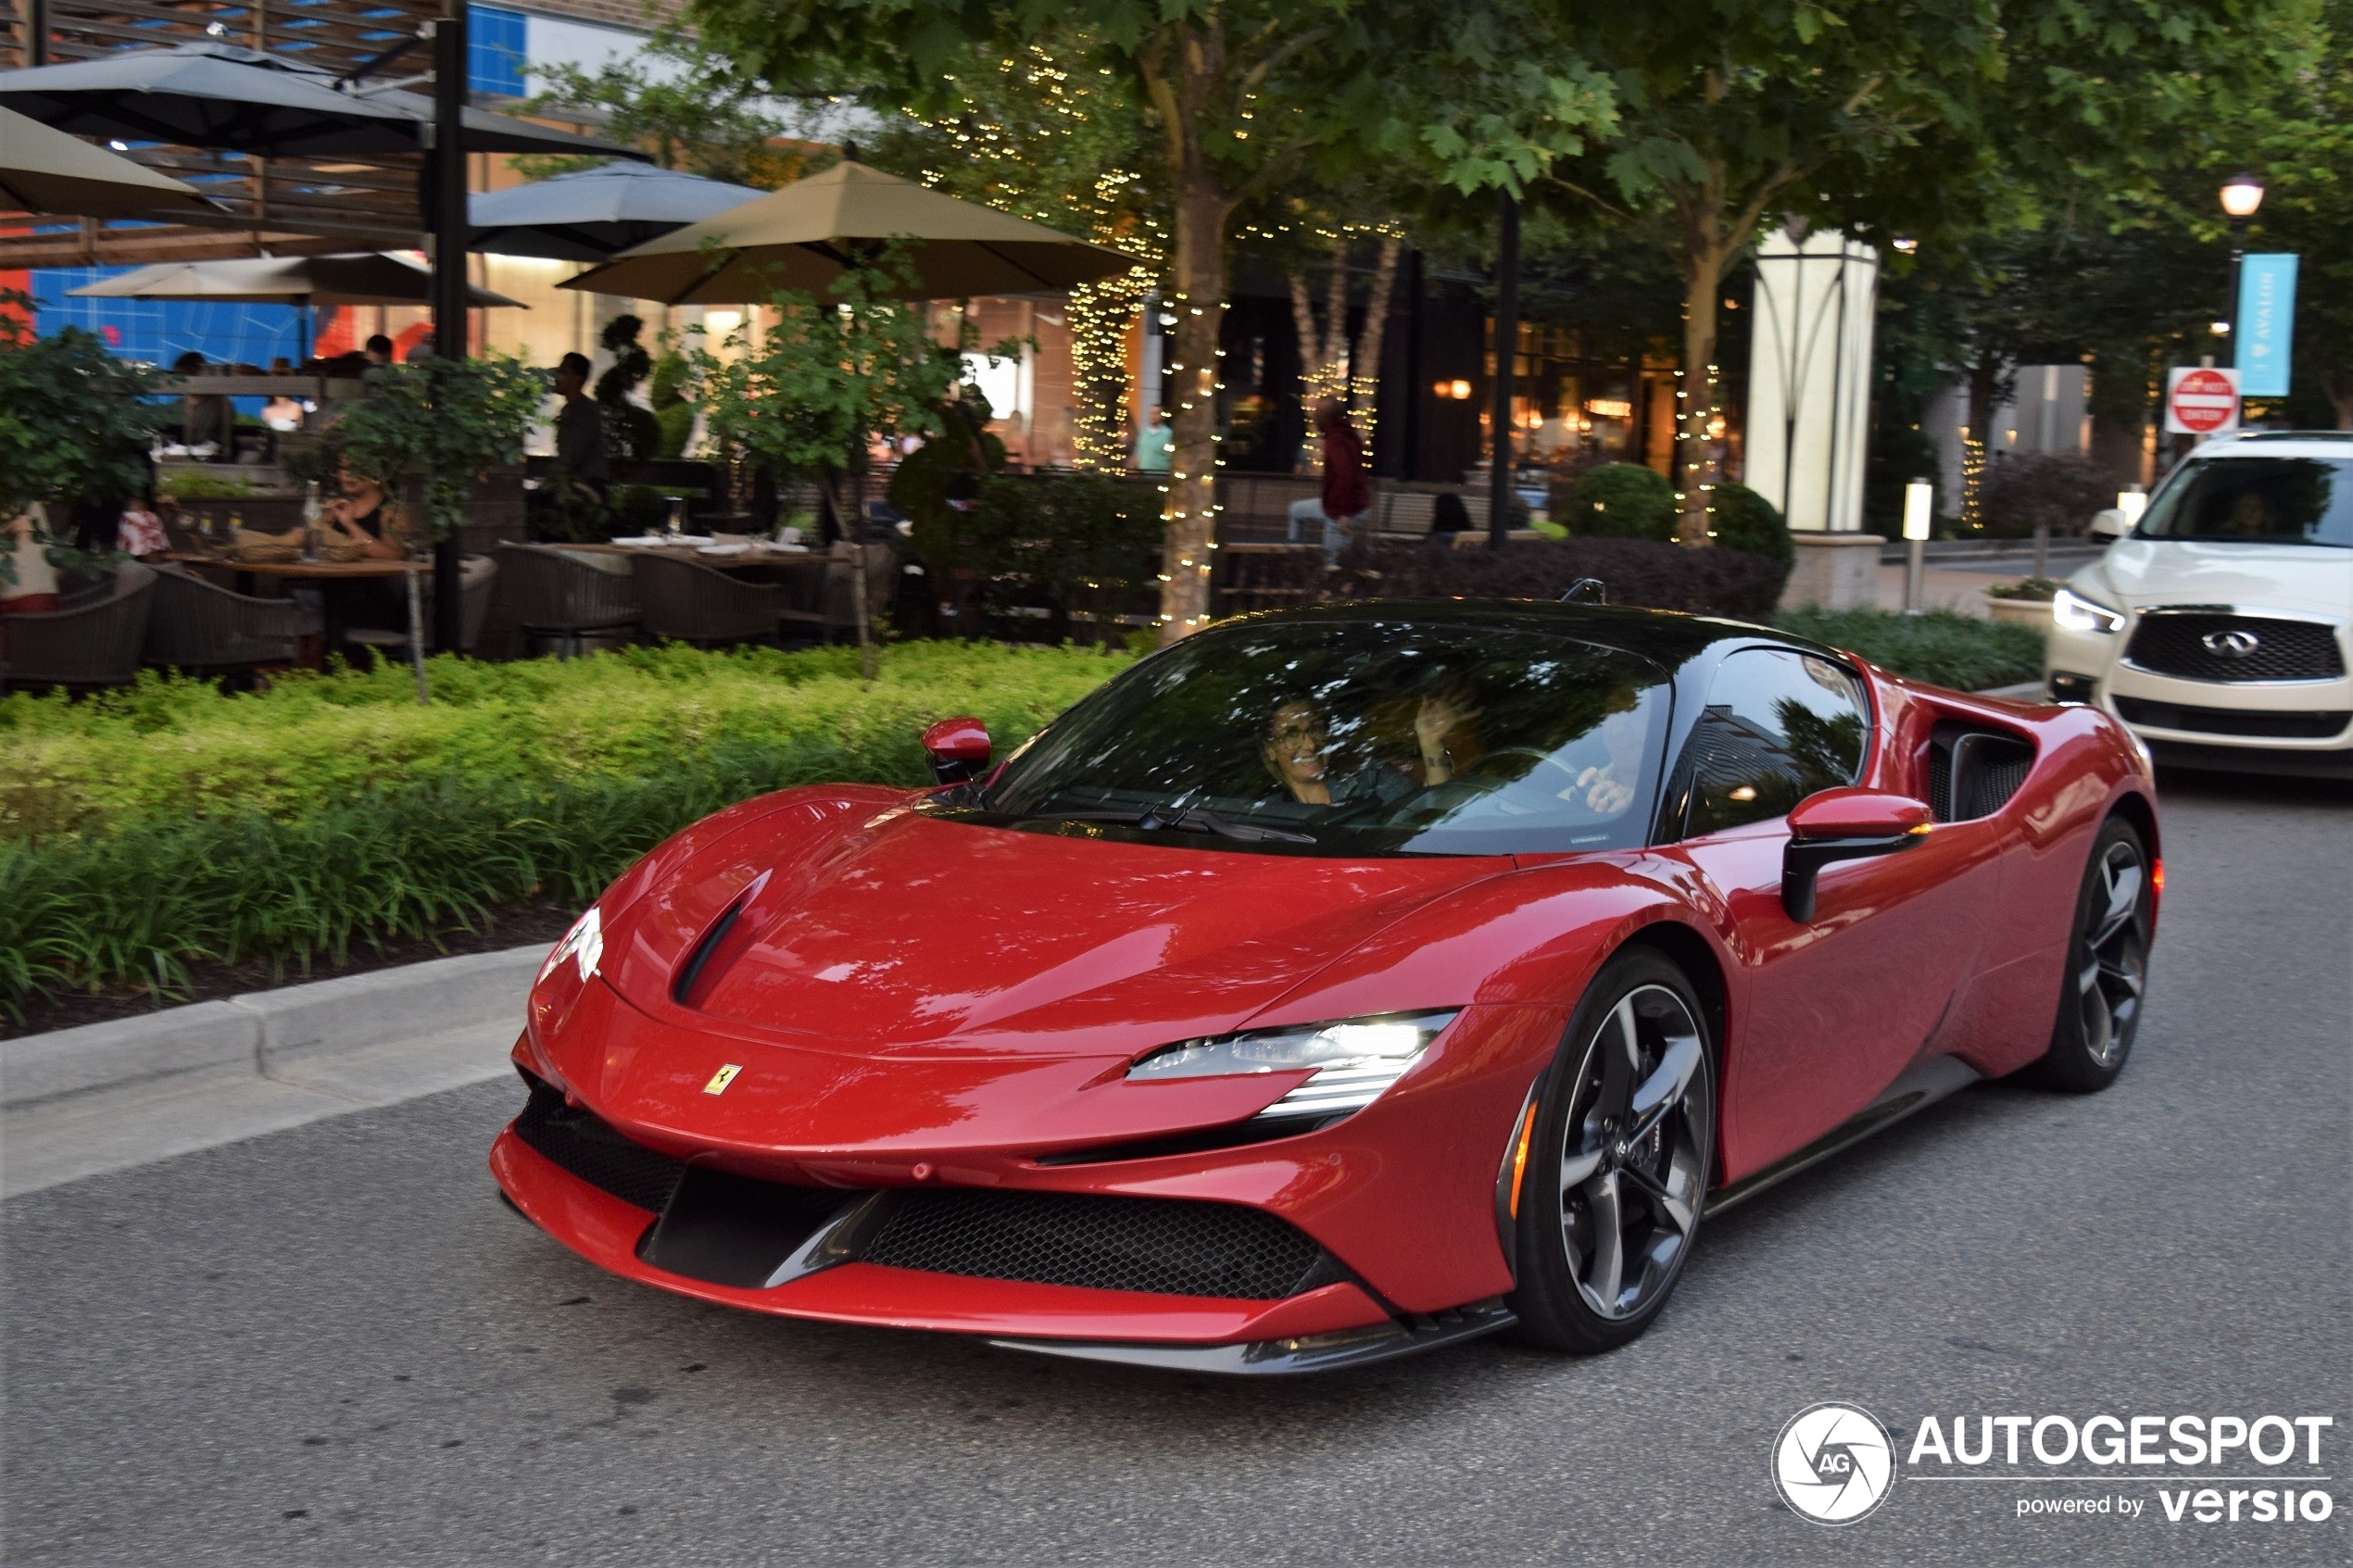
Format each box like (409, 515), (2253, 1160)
(1015, 803), (1317, 844)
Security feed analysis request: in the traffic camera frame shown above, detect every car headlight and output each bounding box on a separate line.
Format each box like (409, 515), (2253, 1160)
(539, 904), (603, 985)
(1126, 1010), (1459, 1121)
(2053, 587), (2126, 633)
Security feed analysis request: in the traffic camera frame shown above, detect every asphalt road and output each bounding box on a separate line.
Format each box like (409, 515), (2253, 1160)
(6, 768), (2348, 1567)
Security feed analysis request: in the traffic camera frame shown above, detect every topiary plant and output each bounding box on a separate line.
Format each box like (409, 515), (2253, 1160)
(1564, 462), (1676, 543)
(648, 350), (697, 459)
(1707, 482), (1793, 569)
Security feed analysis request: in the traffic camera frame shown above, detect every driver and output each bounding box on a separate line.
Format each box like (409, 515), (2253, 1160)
(1262, 692), (1478, 807)
(1561, 694), (1649, 815)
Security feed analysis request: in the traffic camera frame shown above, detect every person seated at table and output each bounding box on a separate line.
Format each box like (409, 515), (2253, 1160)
(260, 393), (305, 432)
(324, 469), (408, 560)
(364, 334), (396, 368)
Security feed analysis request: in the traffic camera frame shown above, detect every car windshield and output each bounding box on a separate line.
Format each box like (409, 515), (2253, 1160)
(957, 620), (1671, 857)
(2136, 456), (2353, 546)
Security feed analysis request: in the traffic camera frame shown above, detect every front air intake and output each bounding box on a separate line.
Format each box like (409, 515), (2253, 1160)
(859, 1188), (1333, 1299)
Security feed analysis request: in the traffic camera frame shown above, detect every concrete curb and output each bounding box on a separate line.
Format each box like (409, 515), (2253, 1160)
(2, 944), (550, 1111)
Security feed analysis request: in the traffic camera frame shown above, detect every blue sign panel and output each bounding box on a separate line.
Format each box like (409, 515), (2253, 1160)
(2236, 253), (2297, 398)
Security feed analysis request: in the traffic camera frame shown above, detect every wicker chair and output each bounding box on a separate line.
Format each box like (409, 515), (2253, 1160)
(345, 556), (499, 657)
(489, 544), (639, 659)
(634, 554), (784, 646)
(0, 561), (157, 691)
(143, 564), (304, 674)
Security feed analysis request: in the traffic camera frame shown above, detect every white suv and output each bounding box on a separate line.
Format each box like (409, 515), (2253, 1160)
(2045, 431), (2351, 777)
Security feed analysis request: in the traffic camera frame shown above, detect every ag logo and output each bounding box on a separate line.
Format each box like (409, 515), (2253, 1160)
(1773, 1401), (1896, 1525)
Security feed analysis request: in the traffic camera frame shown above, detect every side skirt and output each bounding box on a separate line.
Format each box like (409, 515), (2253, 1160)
(1704, 1055), (1982, 1218)
(987, 1298), (1517, 1377)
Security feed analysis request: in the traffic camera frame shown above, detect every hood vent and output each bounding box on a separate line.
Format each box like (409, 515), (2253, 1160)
(673, 869), (774, 1009)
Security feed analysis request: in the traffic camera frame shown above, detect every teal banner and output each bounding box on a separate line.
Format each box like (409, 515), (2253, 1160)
(2236, 253), (2298, 398)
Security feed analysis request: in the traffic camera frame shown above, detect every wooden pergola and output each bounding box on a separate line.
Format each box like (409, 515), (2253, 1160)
(4, 0), (445, 266)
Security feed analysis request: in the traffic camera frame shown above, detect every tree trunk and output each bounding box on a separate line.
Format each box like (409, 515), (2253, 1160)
(1160, 177), (1229, 641)
(1962, 354), (2005, 531)
(1674, 245), (1729, 546)
(1348, 235), (1403, 453)
(1289, 271), (1325, 472)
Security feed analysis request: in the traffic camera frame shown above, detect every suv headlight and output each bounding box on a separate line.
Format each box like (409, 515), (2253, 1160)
(2053, 587), (2126, 633)
(1126, 1010), (1459, 1121)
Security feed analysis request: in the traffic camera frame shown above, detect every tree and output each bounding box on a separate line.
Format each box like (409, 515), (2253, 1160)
(1547, 1), (2305, 543)
(0, 296), (167, 534)
(334, 357), (546, 541)
(694, 0), (1616, 638)
(517, 25), (816, 187)
(1285, 228), (1404, 465)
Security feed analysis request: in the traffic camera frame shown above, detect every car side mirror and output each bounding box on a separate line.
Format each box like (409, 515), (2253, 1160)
(921, 716), (992, 785)
(2087, 508), (2129, 541)
(1780, 788), (1934, 922)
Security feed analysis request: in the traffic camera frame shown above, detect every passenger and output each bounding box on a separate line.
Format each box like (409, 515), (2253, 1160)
(1261, 690), (1478, 806)
(1561, 693), (1649, 815)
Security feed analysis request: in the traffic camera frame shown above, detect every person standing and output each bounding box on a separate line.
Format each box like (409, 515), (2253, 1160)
(552, 352), (610, 497)
(1135, 405), (1172, 473)
(1315, 399), (1371, 562)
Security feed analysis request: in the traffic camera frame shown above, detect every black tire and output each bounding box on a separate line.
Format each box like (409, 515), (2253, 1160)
(2028, 816), (2153, 1093)
(1508, 948), (1716, 1354)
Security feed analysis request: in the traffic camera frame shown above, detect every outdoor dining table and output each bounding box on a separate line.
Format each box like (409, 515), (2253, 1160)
(162, 552), (414, 664)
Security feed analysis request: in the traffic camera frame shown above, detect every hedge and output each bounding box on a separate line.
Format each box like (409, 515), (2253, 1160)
(1331, 536), (1791, 621)
(1776, 608), (2045, 692)
(0, 642), (1128, 1014)
(1, 640), (1122, 841)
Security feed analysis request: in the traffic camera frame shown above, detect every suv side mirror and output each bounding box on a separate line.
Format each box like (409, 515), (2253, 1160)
(1781, 788), (1934, 922)
(2087, 508), (2129, 541)
(921, 716), (992, 785)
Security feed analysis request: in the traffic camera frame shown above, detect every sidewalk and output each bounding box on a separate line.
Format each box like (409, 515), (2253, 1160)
(1870, 544), (2104, 616)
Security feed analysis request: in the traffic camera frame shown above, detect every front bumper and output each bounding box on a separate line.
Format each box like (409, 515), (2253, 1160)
(491, 1107), (1519, 1374)
(2045, 615), (2351, 771)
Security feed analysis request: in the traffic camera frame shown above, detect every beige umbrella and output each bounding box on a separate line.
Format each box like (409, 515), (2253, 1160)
(0, 104), (219, 219)
(561, 159), (1138, 305)
(69, 252), (522, 308)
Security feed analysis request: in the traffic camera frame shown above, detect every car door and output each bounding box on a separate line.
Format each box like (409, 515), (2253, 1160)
(1658, 647), (1998, 1177)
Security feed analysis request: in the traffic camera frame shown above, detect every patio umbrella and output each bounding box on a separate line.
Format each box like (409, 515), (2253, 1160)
(0, 41), (644, 161)
(562, 159), (1138, 305)
(471, 162), (768, 262)
(0, 104), (220, 219)
(69, 252), (523, 308)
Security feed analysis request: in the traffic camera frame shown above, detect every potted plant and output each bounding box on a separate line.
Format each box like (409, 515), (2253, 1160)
(332, 354), (543, 693)
(1983, 576), (2060, 628)
(694, 252), (1017, 675)
(0, 292), (166, 603)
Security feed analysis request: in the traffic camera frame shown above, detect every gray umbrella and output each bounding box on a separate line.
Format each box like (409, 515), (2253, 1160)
(0, 41), (643, 160)
(470, 162), (769, 261)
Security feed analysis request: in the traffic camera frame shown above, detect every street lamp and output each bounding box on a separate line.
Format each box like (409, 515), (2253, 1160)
(2217, 173), (2265, 368)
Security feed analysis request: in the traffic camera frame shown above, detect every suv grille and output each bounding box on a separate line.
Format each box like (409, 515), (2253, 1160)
(861, 1189), (1331, 1300)
(2124, 614), (2345, 683)
(513, 1080), (687, 1213)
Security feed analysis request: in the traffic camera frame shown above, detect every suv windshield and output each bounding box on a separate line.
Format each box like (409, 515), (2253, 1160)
(956, 620), (1671, 857)
(2137, 455), (2353, 546)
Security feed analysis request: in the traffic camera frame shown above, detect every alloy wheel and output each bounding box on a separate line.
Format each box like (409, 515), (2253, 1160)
(1556, 985), (1711, 1321)
(2077, 839), (2147, 1067)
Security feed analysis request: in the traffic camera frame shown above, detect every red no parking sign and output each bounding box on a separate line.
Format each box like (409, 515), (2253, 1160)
(2164, 366), (2241, 435)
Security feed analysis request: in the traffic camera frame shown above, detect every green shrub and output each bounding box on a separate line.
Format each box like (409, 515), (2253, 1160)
(1564, 463), (1676, 542)
(1708, 483), (1793, 568)
(1776, 608), (2045, 691)
(0, 641), (1128, 1012)
(0, 640), (1123, 842)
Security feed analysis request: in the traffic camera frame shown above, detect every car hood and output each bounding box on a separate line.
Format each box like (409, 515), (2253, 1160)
(2082, 539), (2353, 618)
(600, 804), (1506, 1060)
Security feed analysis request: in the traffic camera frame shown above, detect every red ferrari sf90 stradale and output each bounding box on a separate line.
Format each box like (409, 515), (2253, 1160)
(493, 602), (2159, 1373)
